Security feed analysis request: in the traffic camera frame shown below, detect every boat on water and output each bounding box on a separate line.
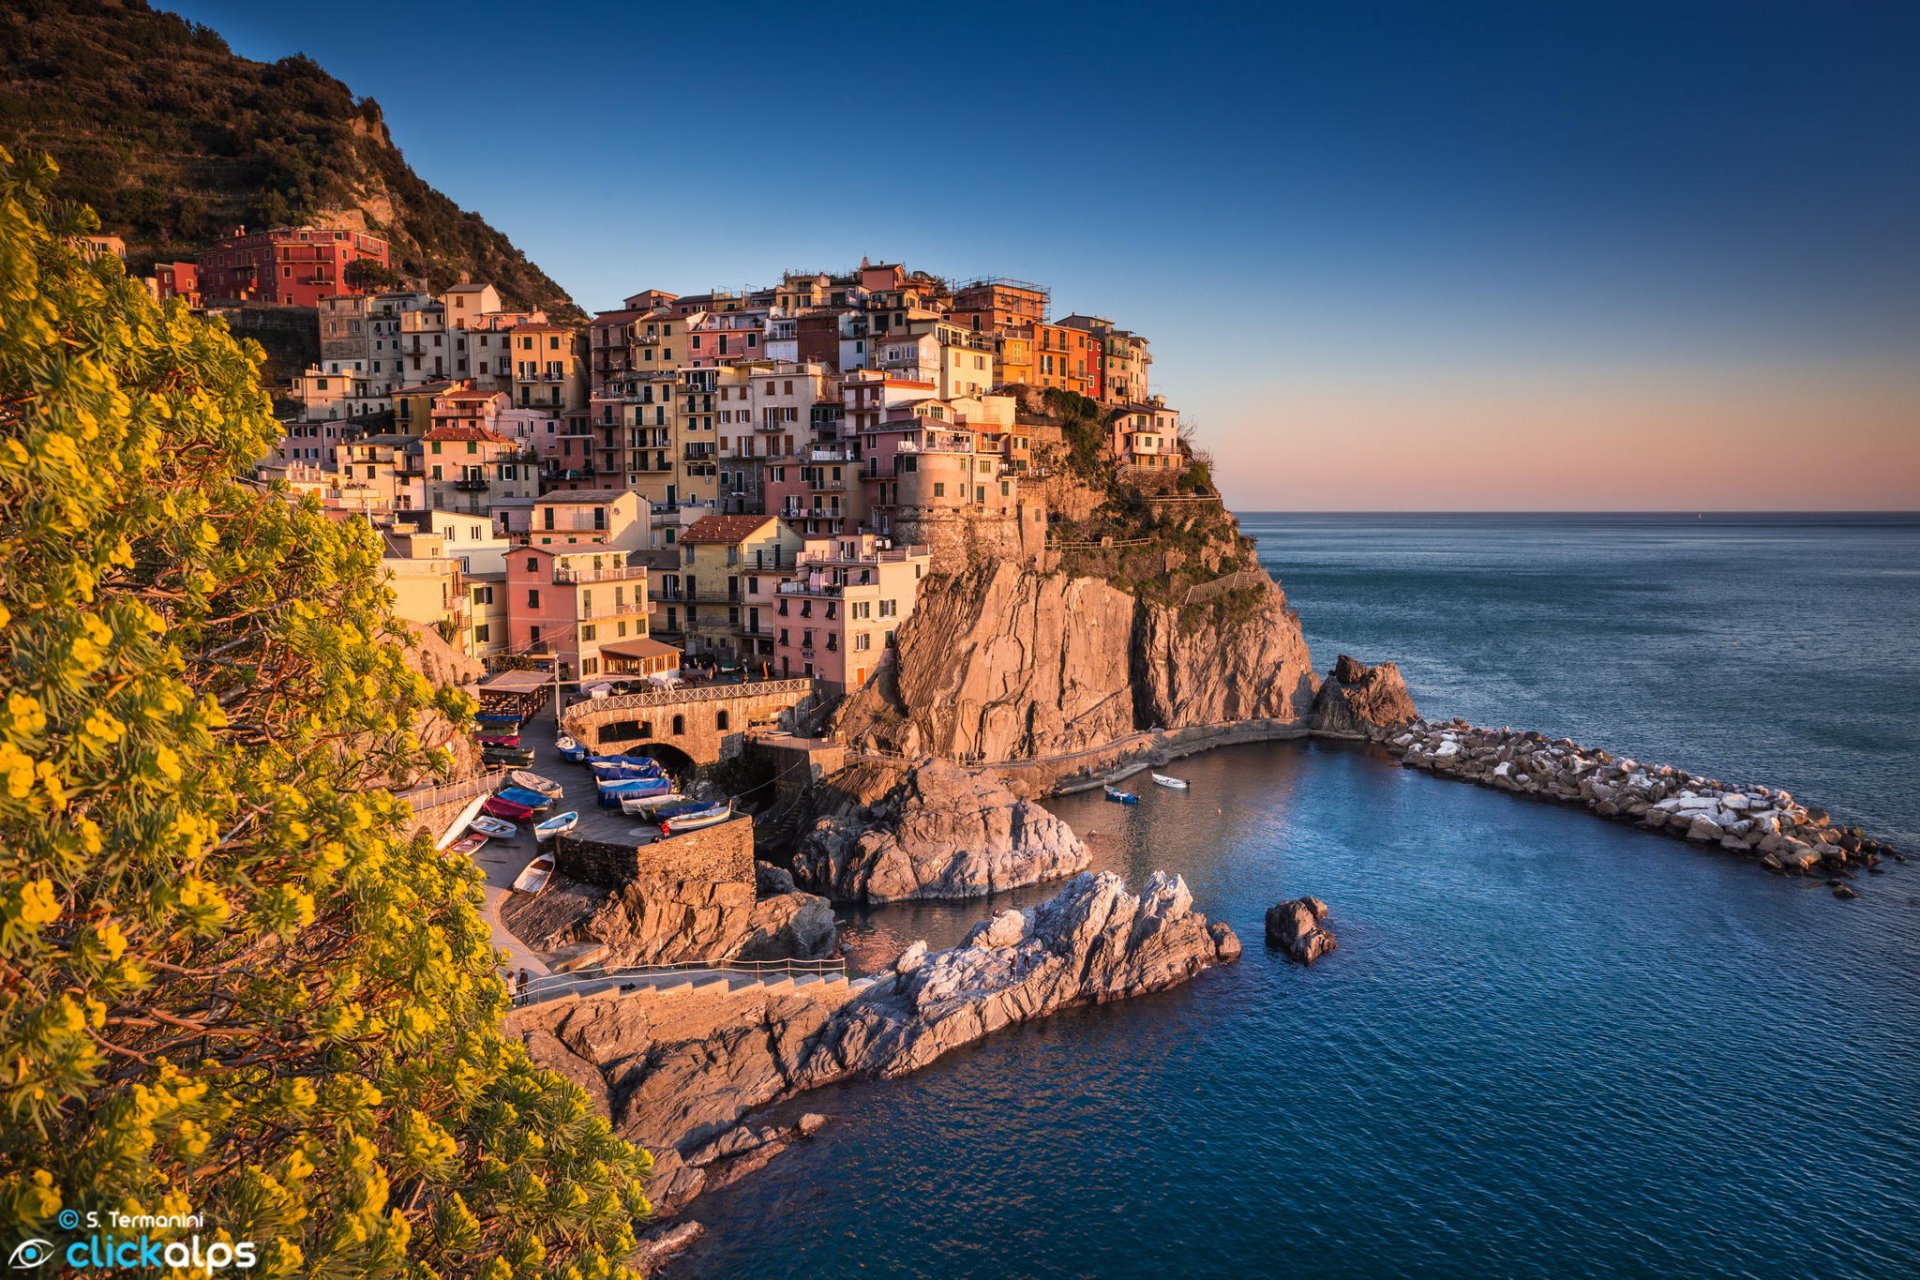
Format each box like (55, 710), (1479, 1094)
(496, 785), (553, 811)
(659, 800), (733, 833)
(1151, 773), (1190, 790)
(1104, 785), (1140, 805)
(468, 815), (518, 838)
(445, 832), (488, 857)
(533, 811), (579, 842)
(481, 796), (535, 823)
(510, 769), (564, 797)
(512, 853), (555, 895)
(620, 791), (688, 815)
(555, 735), (588, 764)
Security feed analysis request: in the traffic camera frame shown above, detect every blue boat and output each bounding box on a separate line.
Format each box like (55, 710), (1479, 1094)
(475, 712), (523, 727)
(497, 786), (554, 811)
(588, 759), (664, 781)
(1103, 785), (1139, 805)
(597, 775), (672, 807)
(555, 735), (589, 764)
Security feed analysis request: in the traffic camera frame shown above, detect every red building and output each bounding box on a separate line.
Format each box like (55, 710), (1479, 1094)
(196, 226), (392, 307)
(149, 262), (199, 306)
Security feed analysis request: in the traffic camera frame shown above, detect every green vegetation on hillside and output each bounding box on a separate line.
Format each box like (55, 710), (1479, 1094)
(0, 1), (578, 319)
(1031, 389), (1262, 622)
(0, 151), (645, 1277)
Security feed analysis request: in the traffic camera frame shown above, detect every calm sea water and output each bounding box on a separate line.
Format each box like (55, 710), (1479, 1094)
(677, 514), (1920, 1279)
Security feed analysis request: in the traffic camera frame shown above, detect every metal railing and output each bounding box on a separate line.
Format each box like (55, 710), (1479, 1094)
(566, 677), (813, 716)
(510, 955), (850, 1007)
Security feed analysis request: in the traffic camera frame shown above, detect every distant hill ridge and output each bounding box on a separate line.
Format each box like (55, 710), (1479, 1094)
(0, 0), (578, 320)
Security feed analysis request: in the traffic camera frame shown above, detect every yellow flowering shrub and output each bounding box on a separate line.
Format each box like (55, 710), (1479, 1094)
(0, 149), (651, 1276)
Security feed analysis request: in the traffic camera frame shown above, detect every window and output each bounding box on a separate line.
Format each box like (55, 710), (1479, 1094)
(580, 624), (596, 641)
(529, 625), (542, 644)
(933, 482), (946, 498)
(854, 633), (871, 651)
(473, 624), (489, 643)
(671, 714), (685, 735)
(527, 589), (540, 608)
(716, 710), (730, 731)
(879, 599), (897, 617)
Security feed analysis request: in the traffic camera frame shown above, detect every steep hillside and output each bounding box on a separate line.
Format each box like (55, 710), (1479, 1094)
(0, 0), (578, 318)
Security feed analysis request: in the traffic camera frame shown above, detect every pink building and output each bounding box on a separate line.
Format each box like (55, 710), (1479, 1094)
(771, 534), (931, 696)
(504, 543), (652, 681)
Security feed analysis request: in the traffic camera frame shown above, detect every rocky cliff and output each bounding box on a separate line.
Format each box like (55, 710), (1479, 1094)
(512, 870), (1237, 1211)
(836, 561), (1316, 761)
(794, 759), (1089, 901)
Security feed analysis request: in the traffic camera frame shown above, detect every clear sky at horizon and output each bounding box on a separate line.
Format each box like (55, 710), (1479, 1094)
(165, 0), (1920, 511)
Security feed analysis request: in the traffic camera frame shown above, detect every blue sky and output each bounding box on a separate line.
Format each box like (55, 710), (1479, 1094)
(168, 0), (1920, 509)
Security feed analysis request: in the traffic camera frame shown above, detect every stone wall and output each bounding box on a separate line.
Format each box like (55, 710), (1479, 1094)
(555, 817), (754, 889)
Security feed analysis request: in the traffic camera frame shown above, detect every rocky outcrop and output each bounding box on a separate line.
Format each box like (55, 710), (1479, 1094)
(803, 871), (1241, 1081)
(737, 891), (837, 961)
(1386, 719), (1902, 881)
(836, 562), (1315, 762)
(510, 870), (1235, 1214)
(1265, 896), (1337, 965)
(794, 759), (1089, 902)
(1310, 654), (1418, 737)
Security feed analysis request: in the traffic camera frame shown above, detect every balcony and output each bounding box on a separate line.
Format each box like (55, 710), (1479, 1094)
(576, 597), (648, 620)
(552, 564), (647, 584)
(453, 478), (490, 491)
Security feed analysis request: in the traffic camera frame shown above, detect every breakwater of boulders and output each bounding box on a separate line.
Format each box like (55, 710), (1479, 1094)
(1380, 718), (1900, 888)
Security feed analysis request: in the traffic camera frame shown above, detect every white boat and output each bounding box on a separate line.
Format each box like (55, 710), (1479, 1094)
(511, 853), (555, 894)
(620, 791), (688, 815)
(1151, 773), (1190, 790)
(533, 811), (579, 843)
(510, 769), (565, 797)
(660, 800), (733, 833)
(468, 815), (519, 838)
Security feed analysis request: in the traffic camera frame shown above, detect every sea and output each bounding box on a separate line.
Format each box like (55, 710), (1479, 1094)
(675, 513), (1920, 1279)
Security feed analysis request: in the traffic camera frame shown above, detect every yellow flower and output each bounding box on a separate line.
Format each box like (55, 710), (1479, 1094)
(18, 878), (61, 927)
(81, 708), (126, 749)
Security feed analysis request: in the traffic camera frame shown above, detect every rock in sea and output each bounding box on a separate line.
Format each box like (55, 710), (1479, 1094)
(1265, 896), (1338, 965)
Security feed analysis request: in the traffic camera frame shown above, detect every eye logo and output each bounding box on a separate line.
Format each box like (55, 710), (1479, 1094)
(7, 1240), (55, 1269)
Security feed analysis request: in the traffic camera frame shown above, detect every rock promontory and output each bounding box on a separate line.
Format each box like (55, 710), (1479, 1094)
(803, 870), (1241, 1080)
(509, 870), (1236, 1212)
(835, 561), (1316, 762)
(1310, 654), (1418, 737)
(793, 758), (1089, 902)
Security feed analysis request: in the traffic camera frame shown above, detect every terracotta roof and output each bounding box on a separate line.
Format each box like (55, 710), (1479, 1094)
(520, 541), (623, 556)
(423, 425), (512, 444)
(682, 514), (776, 545)
(439, 388), (505, 403)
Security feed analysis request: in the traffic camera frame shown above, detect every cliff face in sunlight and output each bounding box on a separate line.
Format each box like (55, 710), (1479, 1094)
(835, 557), (1316, 762)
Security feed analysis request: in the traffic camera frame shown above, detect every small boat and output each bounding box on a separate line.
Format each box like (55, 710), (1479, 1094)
(555, 735), (588, 764)
(475, 732), (521, 748)
(534, 811), (579, 842)
(481, 746), (536, 768)
(620, 791), (688, 815)
(597, 775), (672, 807)
(510, 769), (565, 797)
(1151, 773), (1189, 790)
(445, 832), (488, 857)
(512, 853), (555, 895)
(588, 759), (664, 781)
(481, 796), (534, 823)
(474, 712), (523, 728)
(659, 800), (733, 833)
(496, 786), (553, 811)
(1103, 785), (1139, 805)
(468, 815), (518, 838)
